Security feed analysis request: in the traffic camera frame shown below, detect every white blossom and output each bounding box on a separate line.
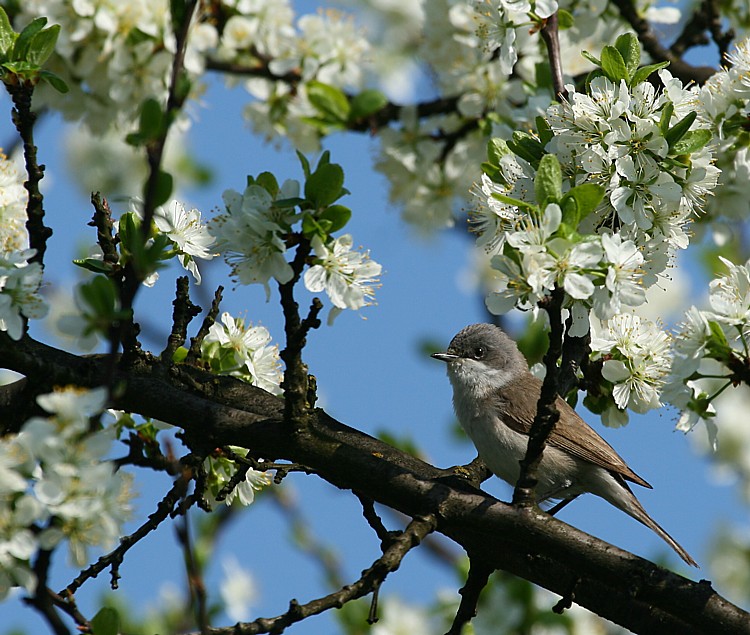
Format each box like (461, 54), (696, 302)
(153, 200), (216, 284)
(202, 312), (283, 395)
(304, 234), (382, 323)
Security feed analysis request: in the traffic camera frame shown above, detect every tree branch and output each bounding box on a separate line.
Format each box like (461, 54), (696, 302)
(3, 334), (750, 634)
(194, 515), (437, 635)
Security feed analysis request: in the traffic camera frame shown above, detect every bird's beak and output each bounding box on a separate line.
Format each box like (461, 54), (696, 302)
(431, 352), (459, 362)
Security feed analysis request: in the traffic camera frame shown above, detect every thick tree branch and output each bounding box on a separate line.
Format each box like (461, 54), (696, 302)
(2, 335), (750, 634)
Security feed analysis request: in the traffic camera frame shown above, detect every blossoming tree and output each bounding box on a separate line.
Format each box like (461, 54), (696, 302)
(2, 1), (750, 633)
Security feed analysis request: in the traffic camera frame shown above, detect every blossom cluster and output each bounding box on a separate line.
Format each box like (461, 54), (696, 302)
(201, 312), (283, 395)
(590, 314), (672, 426)
(470, 36), (721, 418)
(695, 38), (750, 232)
(0, 154), (48, 341)
(203, 448), (271, 509)
(15, 0), (217, 132)
(0, 387), (133, 599)
(667, 257), (750, 440)
(209, 171), (382, 323)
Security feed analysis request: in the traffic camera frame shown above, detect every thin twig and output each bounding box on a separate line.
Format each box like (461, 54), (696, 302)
(6, 80), (51, 267)
(513, 288), (564, 506)
(161, 276), (202, 364)
(187, 285), (224, 362)
(176, 516), (209, 633)
(445, 558), (493, 635)
(540, 13), (567, 102)
(190, 515), (437, 635)
(59, 466), (192, 598)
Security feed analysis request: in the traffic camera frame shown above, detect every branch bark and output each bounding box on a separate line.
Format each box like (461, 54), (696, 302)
(2, 335), (749, 634)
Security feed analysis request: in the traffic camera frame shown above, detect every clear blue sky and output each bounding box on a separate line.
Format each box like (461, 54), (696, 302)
(1, 22), (747, 635)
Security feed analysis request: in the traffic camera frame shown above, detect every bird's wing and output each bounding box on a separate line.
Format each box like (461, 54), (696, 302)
(494, 374), (652, 489)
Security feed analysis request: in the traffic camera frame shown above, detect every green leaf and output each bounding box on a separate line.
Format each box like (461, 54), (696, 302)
(305, 162), (345, 208)
(507, 131), (544, 166)
(73, 257), (115, 274)
(0, 7), (17, 58)
(39, 69), (68, 93)
(319, 204), (352, 233)
(26, 24), (60, 66)
(665, 111), (697, 149)
(559, 196), (580, 233)
(581, 50), (600, 67)
(256, 171), (279, 198)
(659, 101), (674, 137)
(301, 213), (328, 239)
(600, 45), (628, 82)
(139, 98), (164, 141)
(671, 128), (712, 155)
(630, 61), (669, 86)
(535, 116), (553, 146)
(273, 196), (305, 208)
(487, 138), (511, 167)
(317, 150), (331, 168)
(614, 33), (640, 80)
(173, 346), (188, 363)
(349, 88), (388, 120)
(296, 151), (311, 179)
(534, 154), (562, 204)
(12, 17), (46, 62)
(557, 9), (574, 29)
(152, 170), (173, 207)
(307, 80), (350, 123)
(491, 192), (537, 212)
(561, 183), (605, 219)
(80, 276), (118, 316)
(90, 607), (120, 635)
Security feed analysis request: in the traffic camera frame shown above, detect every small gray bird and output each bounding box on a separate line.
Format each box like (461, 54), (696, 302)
(432, 323), (697, 567)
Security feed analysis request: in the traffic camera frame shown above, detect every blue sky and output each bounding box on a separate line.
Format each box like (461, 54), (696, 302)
(1, 24), (748, 635)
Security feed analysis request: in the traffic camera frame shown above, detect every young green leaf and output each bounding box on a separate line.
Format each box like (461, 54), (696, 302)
(349, 89), (388, 120)
(487, 138), (511, 167)
(534, 153), (562, 204)
(73, 258), (116, 274)
(301, 213), (328, 239)
(0, 7), (16, 58)
(630, 60), (669, 86)
(139, 98), (165, 141)
(665, 111), (698, 149)
(581, 50), (600, 67)
(296, 150), (311, 178)
(305, 162), (345, 209)
(256, 171), (279, 198)
(39, 69), (68, 93)
(561, 183), (605, 219)
(307, 80), (350, 123)
(671, 128), (712, 155)
(26, 24), (60, 66)
(557, 9), (574, 29)
(659, 101), (675, 136)
(507, 131), (544, 166)
(11, 17), (47, 62)
(90, 607), (120, 635)
(614, 33), (640, 80)
(152, 170), (173, 207)
(600, 45), (628, 82)
(319, 204), (352, 233)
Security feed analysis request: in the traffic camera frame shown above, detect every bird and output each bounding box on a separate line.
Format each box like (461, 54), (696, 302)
(431, 322), (697, 567)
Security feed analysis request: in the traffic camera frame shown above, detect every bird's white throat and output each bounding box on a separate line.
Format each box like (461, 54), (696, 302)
(446, 358), (516, 398)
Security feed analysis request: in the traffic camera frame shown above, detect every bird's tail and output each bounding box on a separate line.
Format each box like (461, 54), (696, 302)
(615, 486), (698, 568)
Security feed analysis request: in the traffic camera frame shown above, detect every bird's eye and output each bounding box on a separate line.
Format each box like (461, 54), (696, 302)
(473, 347), (485, 359)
